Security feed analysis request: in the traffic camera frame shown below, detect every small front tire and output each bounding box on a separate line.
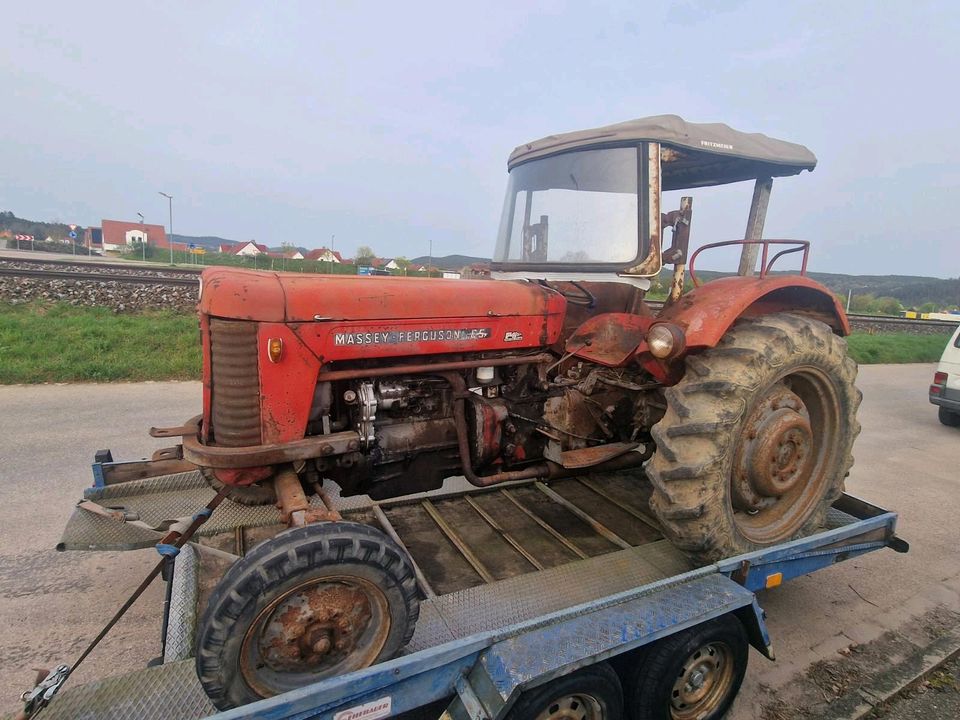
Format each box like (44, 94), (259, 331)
(195, 521), (420, 710)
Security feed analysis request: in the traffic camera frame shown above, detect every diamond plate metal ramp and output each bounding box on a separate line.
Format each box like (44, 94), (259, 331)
(39, 659), (213, 720)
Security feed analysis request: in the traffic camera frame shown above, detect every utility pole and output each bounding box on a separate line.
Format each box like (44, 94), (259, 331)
(158, 192), (174, 265)
(137, 212), (146, 262)
(428, 237), (433, 278)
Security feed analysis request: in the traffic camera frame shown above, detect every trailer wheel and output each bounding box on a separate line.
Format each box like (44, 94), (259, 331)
(623, 615), (747, 720)
(202, 468), (276, 506)
(648, 313), (860, 563)
(195, 521), (420, 710)
(506, 663), (623, 720)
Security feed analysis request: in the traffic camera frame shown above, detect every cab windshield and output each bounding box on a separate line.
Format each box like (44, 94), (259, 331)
(493, 147), (642, 268)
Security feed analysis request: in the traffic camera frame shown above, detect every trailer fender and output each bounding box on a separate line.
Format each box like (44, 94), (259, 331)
(734, 599), (775, 661)
(657, 275), (850, 351)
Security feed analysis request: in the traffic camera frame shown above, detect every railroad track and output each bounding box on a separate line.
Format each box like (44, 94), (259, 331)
(2, 260), (955, 332)
(0, 254), (202, 274)
(0, 267), (199, 287)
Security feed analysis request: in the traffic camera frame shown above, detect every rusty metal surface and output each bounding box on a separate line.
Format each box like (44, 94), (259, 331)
(565, 312), (652, 367)
(655, 274), (851, 348)
(245, 578), (386, 693)
(209, 318), (261, 447)
(274, 468), (341, 526)
(182, 417), (362, 469)
(733, 386), (812, 509)
(689, 239), (810, 286)
(555, 442), (639, 469)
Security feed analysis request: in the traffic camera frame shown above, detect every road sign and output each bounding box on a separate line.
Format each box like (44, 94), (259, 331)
(14, 234), (33, 242)
(191, 247), (206, 254)
(68, 224), (77, 231)
(68, 231), (77, 239)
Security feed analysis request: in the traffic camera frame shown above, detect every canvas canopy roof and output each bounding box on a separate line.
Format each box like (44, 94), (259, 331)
(508, 114), (817, 190)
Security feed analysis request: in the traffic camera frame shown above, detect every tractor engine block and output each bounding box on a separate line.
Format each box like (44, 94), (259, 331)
(314, 363), (660, 500)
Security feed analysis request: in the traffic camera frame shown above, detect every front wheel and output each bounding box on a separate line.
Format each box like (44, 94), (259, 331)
(195, 521), (420, 710)
(648, 313), (861, 564)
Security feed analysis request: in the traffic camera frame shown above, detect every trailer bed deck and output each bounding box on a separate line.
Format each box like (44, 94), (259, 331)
(48, 467), (904, 720)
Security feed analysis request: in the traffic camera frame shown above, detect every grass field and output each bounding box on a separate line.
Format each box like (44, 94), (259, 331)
(0, 303), (952, 383)
(845, 332), (951, 365)
(0, 303), (200, 384)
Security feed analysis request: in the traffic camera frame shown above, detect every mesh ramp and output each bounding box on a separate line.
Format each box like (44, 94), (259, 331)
(58, 471), (334, 551)
(39, 659), (213, 720)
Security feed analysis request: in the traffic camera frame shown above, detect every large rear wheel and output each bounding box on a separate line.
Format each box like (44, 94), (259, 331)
(648, 313), (861, 564)
(195, 521), (420, 710)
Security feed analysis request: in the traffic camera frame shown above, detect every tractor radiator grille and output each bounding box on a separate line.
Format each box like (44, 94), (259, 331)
(209, 319), (261, 447)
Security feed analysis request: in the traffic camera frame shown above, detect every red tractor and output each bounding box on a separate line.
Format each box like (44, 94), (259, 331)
(169, 115), (859, 708)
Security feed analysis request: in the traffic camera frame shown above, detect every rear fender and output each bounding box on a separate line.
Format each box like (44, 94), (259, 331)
(657, 275), (849, 351)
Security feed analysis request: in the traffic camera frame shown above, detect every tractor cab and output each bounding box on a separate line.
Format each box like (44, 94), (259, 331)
(492, 114), (817, 298)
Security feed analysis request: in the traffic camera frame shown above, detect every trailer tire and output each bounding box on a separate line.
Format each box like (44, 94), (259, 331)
(506, 662), (623, 720)
(623, 615), (747, 720)
(195, 521), (420, 710)
(648, 313), (860, 564)
(202, 468), (276, 506)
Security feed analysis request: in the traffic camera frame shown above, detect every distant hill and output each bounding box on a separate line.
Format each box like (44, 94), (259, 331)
(669, 268), (959, 308)
(0, 211), (79, 241)
(411, 254), (490, 270)
(170, 234), (238, 250)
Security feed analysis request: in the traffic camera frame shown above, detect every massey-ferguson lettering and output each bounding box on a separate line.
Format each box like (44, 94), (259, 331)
(165, 115), (860, 709)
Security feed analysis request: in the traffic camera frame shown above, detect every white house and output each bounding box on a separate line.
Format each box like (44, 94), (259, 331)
(233, 241), (267, 257)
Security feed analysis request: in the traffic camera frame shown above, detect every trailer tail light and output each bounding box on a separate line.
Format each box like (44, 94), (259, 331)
(267, 337), (284, 363)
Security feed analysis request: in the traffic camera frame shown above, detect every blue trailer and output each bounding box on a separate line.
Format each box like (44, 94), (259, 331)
(41, 458), (906, 720)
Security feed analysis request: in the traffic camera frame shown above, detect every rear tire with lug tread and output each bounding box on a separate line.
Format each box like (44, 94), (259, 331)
(648, 312), (861, 564)
(505, 662), (623, 720)
(195, 521), (420, 710)
(939, 407), (960, 427)
(623, 615), (748, 720)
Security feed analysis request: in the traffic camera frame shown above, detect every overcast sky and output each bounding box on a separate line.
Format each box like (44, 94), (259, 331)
(2, 1), (958, 276)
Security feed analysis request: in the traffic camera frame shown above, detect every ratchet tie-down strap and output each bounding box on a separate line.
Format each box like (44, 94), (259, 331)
(15, 490), (228, 720)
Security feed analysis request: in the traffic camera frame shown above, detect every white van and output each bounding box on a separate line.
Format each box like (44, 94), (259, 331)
(930, 323), (960, 426)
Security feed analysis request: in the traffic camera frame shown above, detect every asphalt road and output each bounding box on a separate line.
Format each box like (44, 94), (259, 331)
(0, 364), (957, 718)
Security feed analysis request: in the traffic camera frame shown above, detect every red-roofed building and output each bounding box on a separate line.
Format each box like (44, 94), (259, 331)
(228, 241), (268, 256)
(304, 247), (342, 263)
(218, 243), (237, 254)
(100, 219), (167, 252)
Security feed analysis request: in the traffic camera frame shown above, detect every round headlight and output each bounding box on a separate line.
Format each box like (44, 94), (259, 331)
(647, 323), (685, 359)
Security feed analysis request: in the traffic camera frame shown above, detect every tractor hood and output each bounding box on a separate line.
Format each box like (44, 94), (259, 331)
(199, 267), (565, 323)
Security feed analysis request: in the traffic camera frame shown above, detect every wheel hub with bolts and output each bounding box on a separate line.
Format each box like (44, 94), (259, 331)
(670, 642), (734, 719)
(733, 385), (813, 512)
(256, 581), (380, 673)
(534, 694), (603, 720)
